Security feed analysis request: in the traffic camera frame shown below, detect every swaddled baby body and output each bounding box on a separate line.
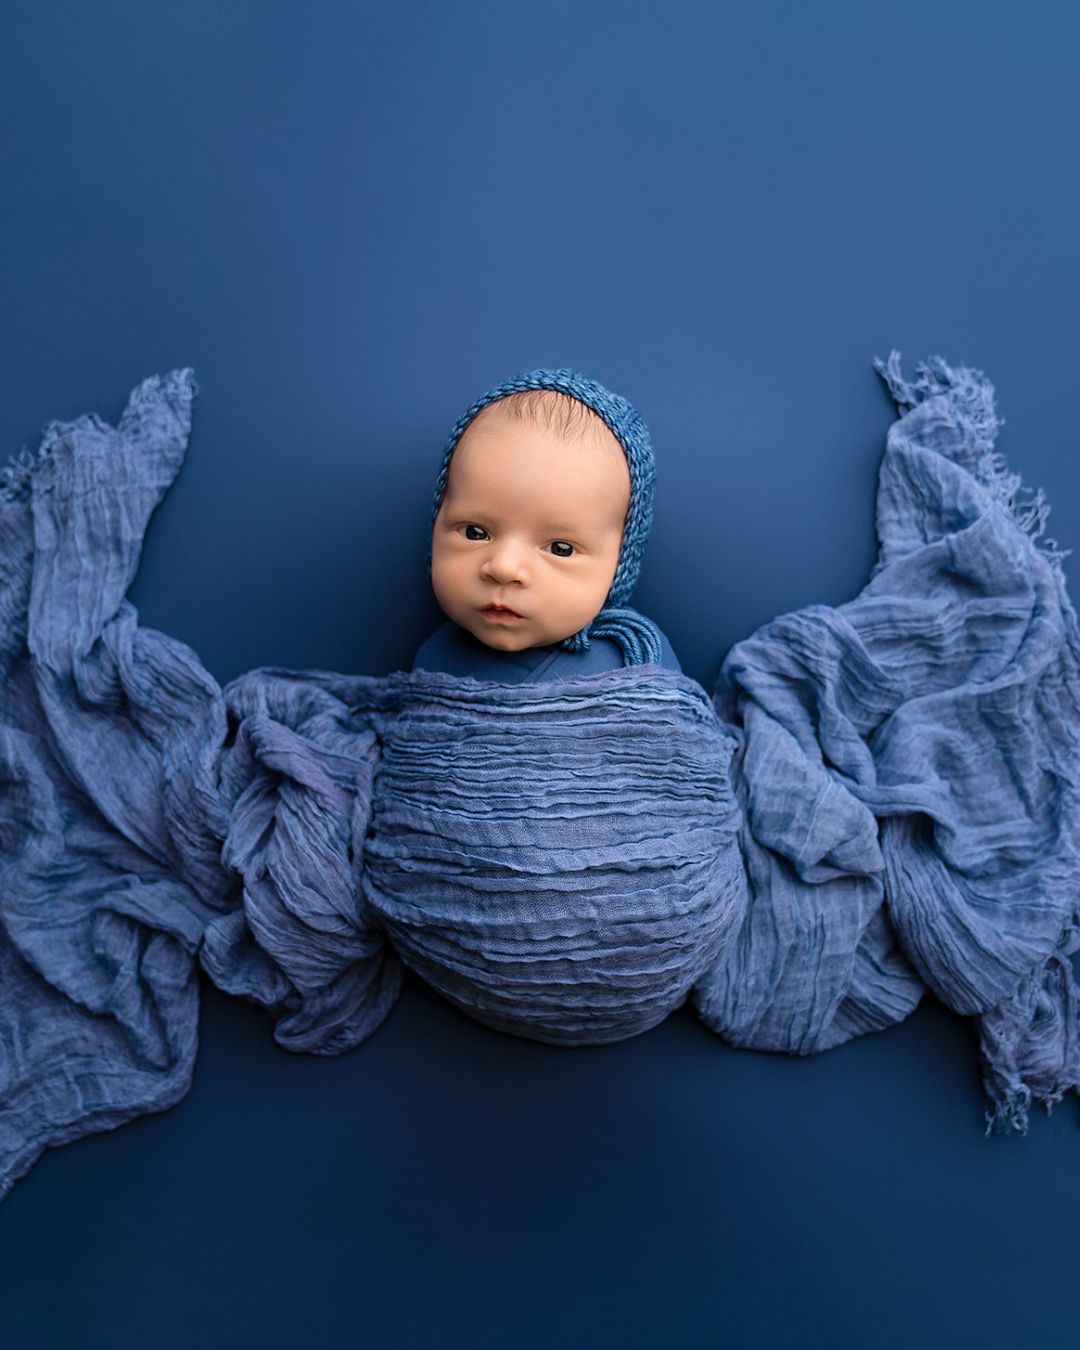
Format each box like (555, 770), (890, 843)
(379, 370), (712, 1045)
(411, 373), (682, 680)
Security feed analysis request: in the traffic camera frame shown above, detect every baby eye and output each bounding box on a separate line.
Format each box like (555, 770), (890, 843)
(549, 540), (575, 558)
(462, 524), (490, 541)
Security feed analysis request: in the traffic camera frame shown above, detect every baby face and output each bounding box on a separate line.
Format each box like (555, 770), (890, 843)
(431, 406), (631, 651)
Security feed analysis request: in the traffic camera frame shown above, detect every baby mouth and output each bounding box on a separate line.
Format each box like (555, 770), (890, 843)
(480, 603), (524, 620)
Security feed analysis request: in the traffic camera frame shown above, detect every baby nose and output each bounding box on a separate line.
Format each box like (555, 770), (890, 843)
(480, 541), (529, 584)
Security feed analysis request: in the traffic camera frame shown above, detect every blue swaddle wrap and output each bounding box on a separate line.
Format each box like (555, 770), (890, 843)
(0, 352), (1078, 1202)
(360, 666), (741, 1044)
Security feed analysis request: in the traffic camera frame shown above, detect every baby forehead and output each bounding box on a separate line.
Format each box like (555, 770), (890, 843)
(446, 444), (630, 526)
(436, 392), (633, 533)
(452, 398), (626, 476)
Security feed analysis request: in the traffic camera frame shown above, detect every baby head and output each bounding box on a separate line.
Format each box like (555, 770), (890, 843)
(428, 369), (656, 654)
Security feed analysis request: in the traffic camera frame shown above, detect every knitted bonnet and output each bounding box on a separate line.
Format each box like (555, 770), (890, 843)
(427, 368), (665, 665)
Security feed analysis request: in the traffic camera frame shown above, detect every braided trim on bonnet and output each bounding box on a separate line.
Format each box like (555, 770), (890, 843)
(427, 368), (664, 665)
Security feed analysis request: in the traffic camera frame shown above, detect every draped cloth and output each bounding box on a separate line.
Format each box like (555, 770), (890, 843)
(0, 353), (1077, 1200)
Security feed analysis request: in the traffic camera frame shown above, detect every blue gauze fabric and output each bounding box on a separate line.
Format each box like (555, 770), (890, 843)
(0, 352), (1077, 1204)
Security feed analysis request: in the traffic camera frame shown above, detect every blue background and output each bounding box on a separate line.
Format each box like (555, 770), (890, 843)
(2, 2), (1079, 1346)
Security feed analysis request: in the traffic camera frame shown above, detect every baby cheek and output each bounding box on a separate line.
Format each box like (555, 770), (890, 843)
(436, 553), (474, 604)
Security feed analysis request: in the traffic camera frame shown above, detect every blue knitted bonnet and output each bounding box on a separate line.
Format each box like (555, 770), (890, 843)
(427, 368), (664, 664)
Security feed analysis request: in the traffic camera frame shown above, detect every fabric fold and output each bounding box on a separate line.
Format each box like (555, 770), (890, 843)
(202, 669), (404, 1055)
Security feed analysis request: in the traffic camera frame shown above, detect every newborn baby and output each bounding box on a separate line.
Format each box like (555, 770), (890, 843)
(412, 368), (682, 681)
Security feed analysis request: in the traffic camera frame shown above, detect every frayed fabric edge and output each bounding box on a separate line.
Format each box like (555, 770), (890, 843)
(977, 928), (1080, 1137)
(874, 350), (1074, 589)
(0, 368), (199, 508)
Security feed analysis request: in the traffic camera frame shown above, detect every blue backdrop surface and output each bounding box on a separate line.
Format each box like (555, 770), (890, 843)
(2, 2), (1079, 1347)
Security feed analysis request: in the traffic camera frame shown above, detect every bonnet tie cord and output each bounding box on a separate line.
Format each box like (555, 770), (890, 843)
(559, 605), (665, 666)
